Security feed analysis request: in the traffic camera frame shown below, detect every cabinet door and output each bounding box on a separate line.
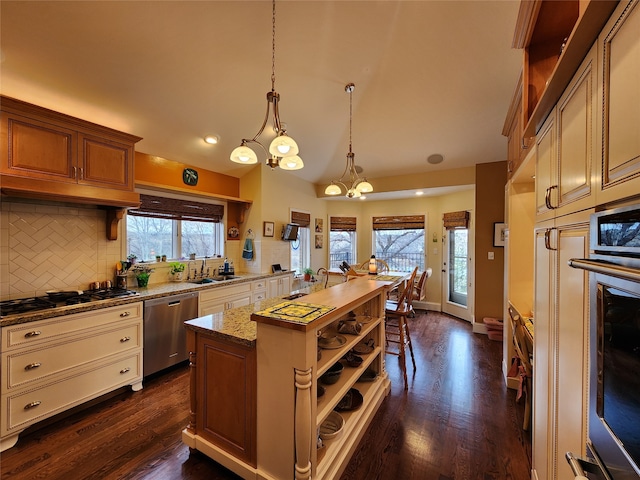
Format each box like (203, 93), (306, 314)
(556, 45), (596, 216)
(267, 278), (280, 298)
(535, 112), (556, 221)
(79, 133), (134, 190)
(280, 275), (291, 295)
(0, 112), (77, 183)
(553, 218), (589, 480)
(532, 214), (590, 480)
(196, 334), (256, 465)
(532, 222), (554, 480)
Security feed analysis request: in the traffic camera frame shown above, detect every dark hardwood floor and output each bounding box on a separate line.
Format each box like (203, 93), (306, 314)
(0, 311), (532, 480)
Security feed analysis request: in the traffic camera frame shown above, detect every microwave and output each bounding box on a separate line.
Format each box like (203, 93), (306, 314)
(591, 204), (640, 257)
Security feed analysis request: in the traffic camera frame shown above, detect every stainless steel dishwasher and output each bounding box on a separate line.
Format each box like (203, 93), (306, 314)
(143, 291), (198, 376)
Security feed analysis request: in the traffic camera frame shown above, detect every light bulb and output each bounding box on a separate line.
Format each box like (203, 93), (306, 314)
(230, 145), (258, 164)
(356, 180), (373, 193)
(279, 155), (304, 171)
(269, 135), (299, 157)
(325, 184), (341, 195)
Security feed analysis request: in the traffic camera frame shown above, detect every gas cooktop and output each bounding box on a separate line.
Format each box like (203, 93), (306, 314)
(0, 288), (139, 318)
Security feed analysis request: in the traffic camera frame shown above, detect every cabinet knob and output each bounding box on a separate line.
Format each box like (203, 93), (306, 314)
(119, 311), (131, 317)
(24, 362), (41, 371)
(24, 330), (42, 338)
(120, 367), (131, 374)
(24, 401), (41, 410)
(120, 336), (131, 343)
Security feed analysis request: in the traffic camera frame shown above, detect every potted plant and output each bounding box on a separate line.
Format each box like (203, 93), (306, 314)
(133, 264), (154, 287)
(303, 267), (314, 282)
(169, 261), (186, 281)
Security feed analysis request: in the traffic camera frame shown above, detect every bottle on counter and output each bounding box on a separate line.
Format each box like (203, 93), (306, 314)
(224, 257), (229, 273)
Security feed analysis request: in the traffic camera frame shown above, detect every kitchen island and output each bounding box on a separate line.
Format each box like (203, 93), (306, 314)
(182, 277), (393, 480)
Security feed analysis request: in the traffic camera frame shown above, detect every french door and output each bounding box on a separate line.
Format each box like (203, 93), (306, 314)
(442, 227), (473, 322)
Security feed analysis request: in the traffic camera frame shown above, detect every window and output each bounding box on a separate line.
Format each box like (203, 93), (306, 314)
(372, 215), (425, 271)
(290, 210), (311, 275)
(126, 194), (224, 262)
(329, 216), (357, 268)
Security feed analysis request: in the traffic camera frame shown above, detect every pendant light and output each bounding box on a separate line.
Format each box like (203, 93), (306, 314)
(324, 83), (373, 198)
(229, 0), (303, 171)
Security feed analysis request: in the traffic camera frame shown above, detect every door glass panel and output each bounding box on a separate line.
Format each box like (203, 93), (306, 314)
(449, 229), (468, 306)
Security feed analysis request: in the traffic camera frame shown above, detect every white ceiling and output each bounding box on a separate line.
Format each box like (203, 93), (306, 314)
(0, 0), (522, 194)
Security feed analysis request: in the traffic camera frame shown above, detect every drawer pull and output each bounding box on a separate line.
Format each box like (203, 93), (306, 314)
(24, 401), (41, 410)
(120, 336), (131, 343)
(120, 367), (131, 374)
(119, 311), (131, 318)
(24, 330), (42, 338)
(24, 362), (42, 371)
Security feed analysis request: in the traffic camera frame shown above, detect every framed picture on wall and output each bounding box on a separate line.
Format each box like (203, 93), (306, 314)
(315, 218), (323, 233)
(263, 221), (274, 237)
(315, 234), (323, 249)
(493, 222), (506, 247)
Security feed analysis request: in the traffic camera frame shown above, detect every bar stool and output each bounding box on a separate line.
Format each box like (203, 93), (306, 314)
(385, 266), (418, 389)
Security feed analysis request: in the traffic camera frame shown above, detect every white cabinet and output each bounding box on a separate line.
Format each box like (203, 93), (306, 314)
(251, 279), (268, 302)
(0, 302), (143, 451)
(595, 0), (640, 205)
(535, 44), (597, 221)
(532, 212), (590, 480)
(267, 274), (292, 298)
(199, 283), (252, 316)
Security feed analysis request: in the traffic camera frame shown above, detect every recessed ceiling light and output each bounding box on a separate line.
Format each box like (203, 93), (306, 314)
(415, 191), (424, 196)
(204, 135), (219, 145)
(427, 153), (444, 164)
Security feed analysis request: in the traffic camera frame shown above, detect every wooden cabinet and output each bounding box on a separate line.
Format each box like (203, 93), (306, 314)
(183, 277), (392, 480)
(595, 0), (640, 205)
(532, 212), (590, 480)
(254, 279), (391, 480)
(0, 302), (143, 451)
(513, 0), (617, 138)
(0, 95), (141, 208)
(194, 333), (257, 466)
(503, 71), (533, 178)
(535, 43), (597, 221)
(267, 274), (291, 298)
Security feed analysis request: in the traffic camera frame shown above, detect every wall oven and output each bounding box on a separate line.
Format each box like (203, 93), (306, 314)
(568, 204), (640, 480)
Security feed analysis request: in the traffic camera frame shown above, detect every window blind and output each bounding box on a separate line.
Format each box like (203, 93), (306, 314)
(128, 194), (224, 223)
(291, 211), (311, 227)
(330, 216), (357, 232)
(442, 211), (469, 229)
(372, 215), (425, 230)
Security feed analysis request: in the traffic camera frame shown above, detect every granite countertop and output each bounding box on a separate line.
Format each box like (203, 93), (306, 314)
(0, 271), (294, 328)
(184, 283), (326, 347)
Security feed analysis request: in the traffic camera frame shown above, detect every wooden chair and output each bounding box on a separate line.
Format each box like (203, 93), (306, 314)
(385, 266), (418, 389)
(357, 258), (390, 274)
(411, 268), (432, 303)
(316, 267), (329, 288)
(508, 304), (532, 431)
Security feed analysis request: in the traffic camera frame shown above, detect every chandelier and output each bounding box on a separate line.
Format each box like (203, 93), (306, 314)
(324, 83), (373, 198)
(229, 0), (303, 171)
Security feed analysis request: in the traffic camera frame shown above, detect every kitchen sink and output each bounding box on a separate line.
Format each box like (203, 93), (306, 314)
(189, 275), (240, 284)
(189, 278), (219, 284)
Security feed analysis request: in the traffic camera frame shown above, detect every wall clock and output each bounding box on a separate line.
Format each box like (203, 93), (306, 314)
(183, 168), (199, 186)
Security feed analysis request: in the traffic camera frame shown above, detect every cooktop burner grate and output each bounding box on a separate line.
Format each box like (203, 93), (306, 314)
(0, 288), (139, 317)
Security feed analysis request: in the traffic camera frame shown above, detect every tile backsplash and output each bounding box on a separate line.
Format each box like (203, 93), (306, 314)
(0, 198), (122, 300)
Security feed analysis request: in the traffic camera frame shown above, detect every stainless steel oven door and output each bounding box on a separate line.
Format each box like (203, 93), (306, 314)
(568, 258), (640, 480)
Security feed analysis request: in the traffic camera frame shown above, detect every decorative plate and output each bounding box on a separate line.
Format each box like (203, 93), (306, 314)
(352, 340), (375, 354)
(335, 388), (364, 412)
(318, 334), (347, 350)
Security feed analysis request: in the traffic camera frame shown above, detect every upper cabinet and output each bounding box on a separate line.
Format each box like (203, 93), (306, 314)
(512, 0), (618, 138)
(0, 96), (141, 208)
(535, 43), (597, 221)
(595, 0), (640, 205)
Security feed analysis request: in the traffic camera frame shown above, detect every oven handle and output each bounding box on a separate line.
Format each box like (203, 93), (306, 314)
(568, 258), (640, 283)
